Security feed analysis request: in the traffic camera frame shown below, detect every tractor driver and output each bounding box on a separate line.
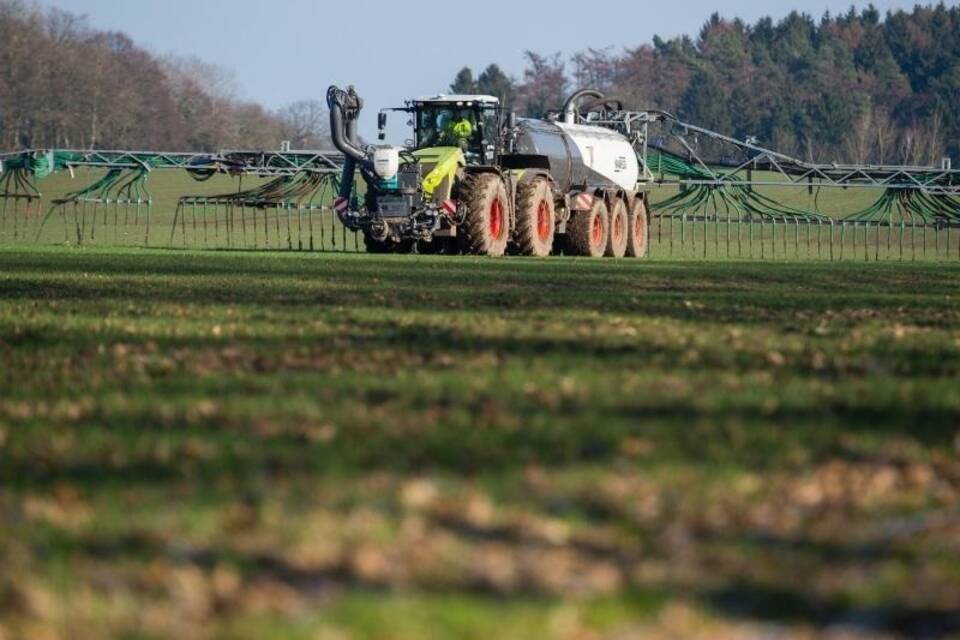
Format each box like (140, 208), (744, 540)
(437, 109), (475, 148)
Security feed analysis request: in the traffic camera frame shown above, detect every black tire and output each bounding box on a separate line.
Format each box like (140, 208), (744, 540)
(567, 198), (609, 257)
(514, 179), (555, 257)
(605, 197), (629, 258)
(460, 173), (510, 256)
(626, 197), (649, 258)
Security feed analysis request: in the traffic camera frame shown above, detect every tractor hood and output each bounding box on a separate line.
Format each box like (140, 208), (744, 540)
(410, 147), (464, 198)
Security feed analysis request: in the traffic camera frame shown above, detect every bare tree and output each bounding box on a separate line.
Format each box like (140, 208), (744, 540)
(162, 56), (241, 150)
(845, 104), (874, 164)
(0, 0), (300, 152)
(898, 125), (920, 166)
(515, 52), (568, 118)
(572, 48), (616, 94)
(276, 100), (329, 149)
(874, 107), (894, 164)
(921, 110), (945, 166)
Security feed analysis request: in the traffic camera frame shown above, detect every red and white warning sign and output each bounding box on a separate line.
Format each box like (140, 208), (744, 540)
(573, 192), (594, 211)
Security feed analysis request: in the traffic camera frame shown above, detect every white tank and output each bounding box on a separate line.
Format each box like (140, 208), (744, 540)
(556, 122), (639, 192)
(371, 145), (401, 180)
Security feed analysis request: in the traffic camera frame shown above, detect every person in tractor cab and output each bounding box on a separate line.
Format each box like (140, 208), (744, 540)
(437, 110), (474, 148)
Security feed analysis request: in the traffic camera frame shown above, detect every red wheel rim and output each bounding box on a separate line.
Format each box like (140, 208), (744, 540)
(489, 198), (504, 239)
(537, 200), (551, 242)
(591, 212), (603, 247)
(635, 213), (645, 244)
(613, 210), (624, 243)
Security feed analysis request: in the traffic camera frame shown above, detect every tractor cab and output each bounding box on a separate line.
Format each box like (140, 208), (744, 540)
(381, 95), (501, 166)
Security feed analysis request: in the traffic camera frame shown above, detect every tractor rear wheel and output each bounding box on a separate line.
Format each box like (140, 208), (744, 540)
(567, 198), (609, 257)
(514, 178), (555, 257)
(460, 173), (510, 256)
(605, 197), (629, 258)
(626, 197), (649, 258)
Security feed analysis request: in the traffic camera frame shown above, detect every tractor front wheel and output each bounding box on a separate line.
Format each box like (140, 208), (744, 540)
(514, 178), (555, 257)
(567, 198), (609, 257)
(460, 173), (510, 256)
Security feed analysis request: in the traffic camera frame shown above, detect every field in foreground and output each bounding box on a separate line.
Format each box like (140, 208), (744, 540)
(1, 246), (959, 639)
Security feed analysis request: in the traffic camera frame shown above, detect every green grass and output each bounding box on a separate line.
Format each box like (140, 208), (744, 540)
(1, 246), (960, 639)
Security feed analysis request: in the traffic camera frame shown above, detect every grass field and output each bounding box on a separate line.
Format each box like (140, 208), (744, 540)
(2, 246), (960, 639)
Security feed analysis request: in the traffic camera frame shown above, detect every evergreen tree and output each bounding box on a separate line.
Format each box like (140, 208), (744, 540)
(477, 64), (515, 109)
(679, 70), (732, 135)
(449, 67), (477, 94)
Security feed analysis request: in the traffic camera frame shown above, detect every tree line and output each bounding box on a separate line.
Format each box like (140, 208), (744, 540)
(2, 0), (956, 166)
(453, 4), (959, 166)
(0, 0), (327, 151)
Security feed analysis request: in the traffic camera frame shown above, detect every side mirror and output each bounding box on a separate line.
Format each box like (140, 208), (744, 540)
(377, 112), (387, 141)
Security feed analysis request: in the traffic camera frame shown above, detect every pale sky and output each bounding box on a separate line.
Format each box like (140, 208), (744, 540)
(43, 0), (952, 140)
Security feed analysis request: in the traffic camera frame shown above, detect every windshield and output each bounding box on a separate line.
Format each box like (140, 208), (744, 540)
(415, 104), (499, 160)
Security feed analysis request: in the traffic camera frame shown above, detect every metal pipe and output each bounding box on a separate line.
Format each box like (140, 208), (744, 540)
(327, 86), (369, 166)
(562, 89), (605, 124)
(327, 85), (374, 220)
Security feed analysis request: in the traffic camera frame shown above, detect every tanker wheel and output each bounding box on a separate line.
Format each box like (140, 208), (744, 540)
(514, 178), (555, 257)
(605, 197), (629, 258)
(460, 173), (510, 256)
(567, 198), (609, 257)
(626, 197), (649, 258)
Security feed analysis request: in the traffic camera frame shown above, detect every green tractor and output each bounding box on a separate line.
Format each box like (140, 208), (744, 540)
(328, 85), (649, 258)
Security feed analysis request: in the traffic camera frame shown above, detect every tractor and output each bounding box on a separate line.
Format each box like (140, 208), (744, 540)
(327, 85), (649, 258)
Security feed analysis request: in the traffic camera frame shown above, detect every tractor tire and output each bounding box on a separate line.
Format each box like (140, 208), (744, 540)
(567, 198), (609, 257)
(514, 178), (555, 257)
(460, 173), (510, 256)
(605, 197), (629, 258)
(625, 197), (649, 258)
